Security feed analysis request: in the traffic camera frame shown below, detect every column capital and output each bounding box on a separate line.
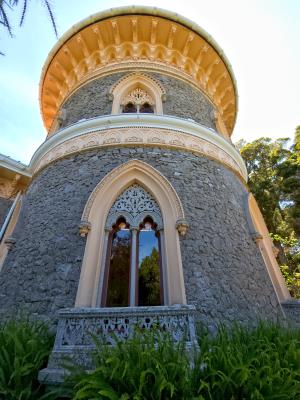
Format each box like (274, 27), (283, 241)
(79, 220), (91, 237)
(176, 219), (189, 236)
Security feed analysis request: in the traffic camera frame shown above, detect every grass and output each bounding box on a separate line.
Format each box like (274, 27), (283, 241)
(0, 320), (299, 399)
(0, 318), (54, 400)
(62, 323), (300, 400)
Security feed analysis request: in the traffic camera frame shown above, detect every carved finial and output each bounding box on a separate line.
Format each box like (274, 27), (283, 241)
(176, 219), (189, 236)
(79, 221), (91, 237)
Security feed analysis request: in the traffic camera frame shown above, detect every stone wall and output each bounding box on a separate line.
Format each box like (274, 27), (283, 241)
(0, 197), (12, 230)
(59, 72), (216, 131)
(0, 147), (283, 328)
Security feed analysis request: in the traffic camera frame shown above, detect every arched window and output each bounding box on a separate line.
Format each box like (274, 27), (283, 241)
(121, 88), (155, 114)
(76, 160), (187, 309)
(102, 184), (163, 307)
(122, 102), (137, 113)
(110, 73), (165, 115)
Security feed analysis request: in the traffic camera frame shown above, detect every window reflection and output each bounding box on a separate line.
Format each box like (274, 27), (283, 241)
(106, 219), (131, 307)
(138, 218), (161, 306)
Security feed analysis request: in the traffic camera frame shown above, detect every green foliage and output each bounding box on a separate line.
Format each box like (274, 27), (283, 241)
(0, 318), (54, 400)
(139, 248), (160, 306)
(192, 323), (300, 400)
(66, 330), (192, 400)
(238, 128), (300, 298)
(63, 324), (300, 400)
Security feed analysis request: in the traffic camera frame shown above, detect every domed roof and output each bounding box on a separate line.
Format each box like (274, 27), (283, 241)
(40, 6), (238, 135)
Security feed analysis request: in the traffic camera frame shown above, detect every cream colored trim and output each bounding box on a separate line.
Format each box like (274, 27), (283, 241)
(248, 193), (290, 303)
(0, 154), (30, 178)
(0, 194), (22, 271)
(75, 159), (186, 307)
(29, 115), (247, 181)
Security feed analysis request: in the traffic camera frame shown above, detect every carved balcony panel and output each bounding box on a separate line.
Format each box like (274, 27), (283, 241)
(39, 304), (197, 385)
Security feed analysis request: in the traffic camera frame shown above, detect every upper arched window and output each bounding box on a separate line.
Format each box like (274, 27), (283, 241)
(121, 88), (155, 114)
(110, 73), (165, 115)
(101, 184), (163, 307)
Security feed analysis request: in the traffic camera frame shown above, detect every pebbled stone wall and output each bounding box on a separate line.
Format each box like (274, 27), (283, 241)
(0, 147), (283, 328)
(0, 198), (12, 230)
(59, 72), (216, 131)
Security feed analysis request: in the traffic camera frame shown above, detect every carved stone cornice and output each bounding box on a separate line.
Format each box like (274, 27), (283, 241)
(29, 115), (247, 182)
(40, 7), (238, 136)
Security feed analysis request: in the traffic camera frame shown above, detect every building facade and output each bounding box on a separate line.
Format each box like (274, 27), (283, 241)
(0, 6), (298, 384)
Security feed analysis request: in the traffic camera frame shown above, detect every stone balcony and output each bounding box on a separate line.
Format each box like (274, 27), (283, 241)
(39, 304), (197, 386)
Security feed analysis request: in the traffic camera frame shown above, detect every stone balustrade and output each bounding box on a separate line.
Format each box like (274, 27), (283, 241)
(39, 304), (197, 386)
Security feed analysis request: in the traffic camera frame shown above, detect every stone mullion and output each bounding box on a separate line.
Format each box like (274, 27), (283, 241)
(129, 228), (138, 306)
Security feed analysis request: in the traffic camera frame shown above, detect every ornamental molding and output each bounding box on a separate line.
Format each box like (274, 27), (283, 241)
(106, 183), (163, 229)
(81, 159), (185, 224)
(29, 115), (247, 181)
(121, 88), (155, 106)
(110, 71), (166, 98)
(40, 9), (238, 134)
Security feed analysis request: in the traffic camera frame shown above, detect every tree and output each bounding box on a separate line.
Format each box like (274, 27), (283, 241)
(0, 0), (57, 54)
(238, 129), (300, 297)
(139, 248), (161, 306)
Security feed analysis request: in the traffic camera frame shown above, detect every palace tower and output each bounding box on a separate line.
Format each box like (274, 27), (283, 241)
(0, 6), (297, 385)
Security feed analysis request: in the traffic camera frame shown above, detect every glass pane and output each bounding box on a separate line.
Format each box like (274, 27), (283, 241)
(138, 229), (161, 306)
(106, 228), (131, 307)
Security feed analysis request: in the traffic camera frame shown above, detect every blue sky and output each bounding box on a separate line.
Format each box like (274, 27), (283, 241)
(0, 0), (299, 164)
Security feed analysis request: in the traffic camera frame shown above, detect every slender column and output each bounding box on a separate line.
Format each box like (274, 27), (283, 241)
(96, 227), (110, 307)
(130, 227), (138, 306)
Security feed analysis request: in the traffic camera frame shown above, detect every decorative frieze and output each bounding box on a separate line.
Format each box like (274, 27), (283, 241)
(30, 116), (247, 181)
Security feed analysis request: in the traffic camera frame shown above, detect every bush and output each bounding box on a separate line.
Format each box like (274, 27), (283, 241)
(192, 323), (300, 399)
(0, 318), (54, 400)
(66, 330), (193, 400)
(65, 323), (300, 400)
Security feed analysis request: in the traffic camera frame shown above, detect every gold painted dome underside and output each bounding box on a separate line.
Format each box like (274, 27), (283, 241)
(40, 6), (238, 135)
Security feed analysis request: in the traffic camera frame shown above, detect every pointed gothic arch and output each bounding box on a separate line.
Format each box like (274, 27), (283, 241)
(75, 159), (187, 308)
(110, 73), (165, 115)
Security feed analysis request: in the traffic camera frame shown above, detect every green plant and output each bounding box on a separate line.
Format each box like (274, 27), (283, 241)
(66, 330), (193, 400)
(62, 323), (300, 400)
(192, 322), (300, 399)
(0, 318), (54, 400)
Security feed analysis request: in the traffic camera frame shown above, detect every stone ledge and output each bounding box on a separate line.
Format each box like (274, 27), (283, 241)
(281, 300), (300, 328)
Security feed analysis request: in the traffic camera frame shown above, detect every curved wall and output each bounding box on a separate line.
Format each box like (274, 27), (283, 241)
(58, 73), (216, 131)
(0, 147), (282, 328)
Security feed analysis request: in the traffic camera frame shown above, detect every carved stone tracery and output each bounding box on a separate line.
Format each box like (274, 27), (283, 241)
(106, 183), (163, 229)
(121, 87), (155, 106)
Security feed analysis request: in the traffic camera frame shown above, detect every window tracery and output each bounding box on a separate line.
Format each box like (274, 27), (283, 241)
(110, 73), (165, 115)
(121, 88), (155, 114)
(102, 184), (163, 307)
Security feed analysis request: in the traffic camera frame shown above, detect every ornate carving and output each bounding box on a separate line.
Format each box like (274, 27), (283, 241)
(121, 87), (155, 106)
(80, 159), (185, 224)
(55, 305), (197, 348)
(79, 220), (91, 237)
(176, 219), (189, 236)
(106, 184), (162, 228)
(32, 126), (245, 181)
(42, 11), (237, 135)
